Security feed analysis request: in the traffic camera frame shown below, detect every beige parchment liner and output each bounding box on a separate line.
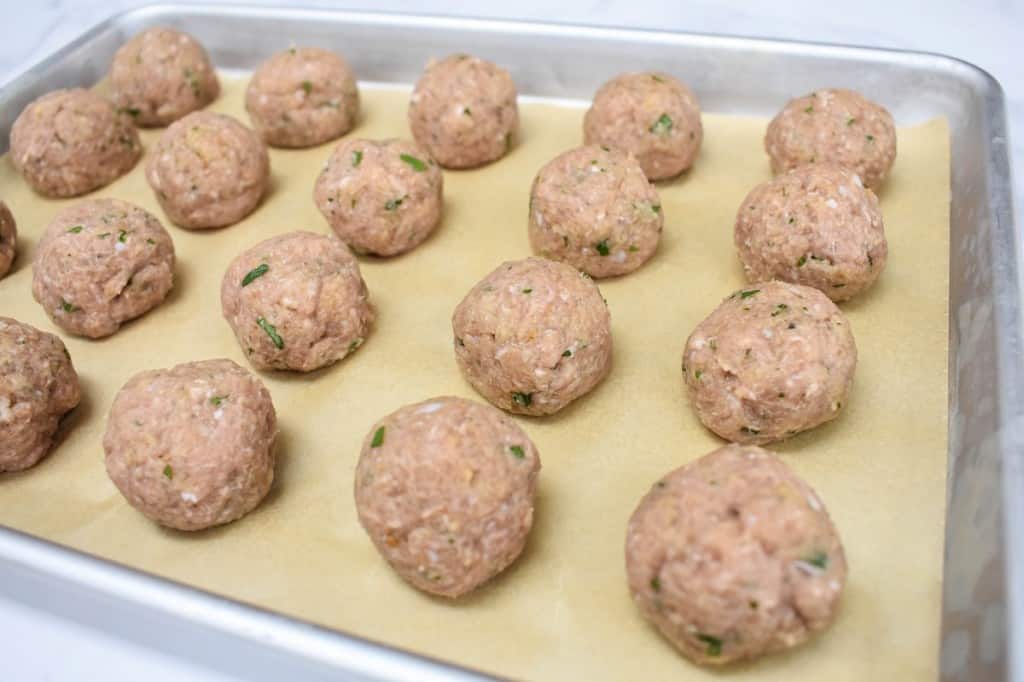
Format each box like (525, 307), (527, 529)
(0, 77), (949, 681)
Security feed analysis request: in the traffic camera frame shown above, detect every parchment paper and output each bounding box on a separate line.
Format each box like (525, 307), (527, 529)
(0, 77), (950, 681)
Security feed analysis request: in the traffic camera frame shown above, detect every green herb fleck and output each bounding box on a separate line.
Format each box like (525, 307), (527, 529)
(98, 232), (111, 239)
(400, 153), (427, 172)
(146, 238), (156, 245)
(788, 217), (795, 224)
(384, 196), (405, 211)
(771, 303), (789, 316)
(67, 225), (83, 234)
(628, 245), (639, 252)
(522, 288), (533, 294)
(650, 113), (673, 135)
(241, 263), (269, 287)
(740, 426), (761, 435)
(288, 46), (297, 55)
(256, 317), (284, 349)
(694, 370), (703, 380)
(183, 67), (201, 98)
(797, 255), (808, 267)
(60, 299), (79, 313)
(739, 289), (761, 299)
(866, 134), (875, 142)
(562, 349), (572, 357)
(651, 204), (662, 214)
(803, 551), (829, 569)
(348, 338), (363, 353)
(833, 283), (846, 288)
(595, 239), (610, 256)
(508, 445), (525, 459)
(301, 80), (313, 95)
(697, 633), (723, 657)
(846, 117), (856, 126)
(650, 576), (661, 592)
(210, 395), (228, 406)
(117, 230), (129, 243)
(163, 464), (173, 480)
(118, 106), (141, 118)
(512, 391), (533, 408)
(804, 105), (814, 113)
(371, 425), (386, 448)
(651, 74), (665, 83)
(352, 150), (363, 167)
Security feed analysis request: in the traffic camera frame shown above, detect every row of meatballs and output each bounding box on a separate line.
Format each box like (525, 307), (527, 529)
(0, 317), (845, 669)
(0, 25), (896, 672)
(4, 26), (896, 302)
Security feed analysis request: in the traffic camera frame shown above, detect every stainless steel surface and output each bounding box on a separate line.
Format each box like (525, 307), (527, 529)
(0, 5), (1017, 680)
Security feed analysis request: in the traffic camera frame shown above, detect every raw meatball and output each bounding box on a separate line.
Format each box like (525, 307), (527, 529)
(314, 138), (443, 256)
(109, 27), (220, 127)
(354, 396), (541, 597)
(10, 88), (141, 198)
(246, 47), (359, 148)
(452, 257), (612, 415)
(765, 89), (897, 189)
(32, 198), (175, 339)
(103, 359), (276, 531)
(408, 54), (518, 169)
(682, 281), (856, 444)
(221, 231), (374, 372)
(0, 317), (81, 473)
(529, 144), (662, 278)
(0, 201), (16, 279)
(735, 164), (887, 301)
(625, 444), (847, 665)
(146, 111), (269, 229)
(583, 72), (703, 181)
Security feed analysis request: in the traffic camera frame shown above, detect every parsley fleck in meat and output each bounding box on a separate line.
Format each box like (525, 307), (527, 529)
(512, 391), (533, 408)
(241, 263), (269, 287)
(256, 317), (284, 349)
(399, 153), (427, 172)
(650, 113), (673, 135)
(371, 426), (386, 448)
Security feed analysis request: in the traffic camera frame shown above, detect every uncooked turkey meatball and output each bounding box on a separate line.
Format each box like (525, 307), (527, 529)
(354, 396), (541, 597)
(0, 201), (16, 279)
(408, 54), (518, 169)
(314, 138), (443, 256)
(529, 144), (662, 278)
(735, 164), (887, 301)
(146, 111), (269, 229)
(221, 231), (374, 372)
(32, 198), (175, 339)
(104, 359), (277, 531)
(452, 257), (612, 416)
(109, 27), (220, 127)
(682, 281), (856, 444)
(246, 47), (360, 148)
(0, 317), (81, 473)
(626, 444), (847, 665)
(583, 72), (702, 181)
(10, 88), (141, 198)
(765, 88), (897, 188)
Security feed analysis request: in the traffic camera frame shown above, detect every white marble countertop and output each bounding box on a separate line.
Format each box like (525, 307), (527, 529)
(0, 2), (1020, 680)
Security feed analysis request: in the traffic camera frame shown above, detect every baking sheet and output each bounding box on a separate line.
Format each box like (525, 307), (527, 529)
(0, 76), (949, 681)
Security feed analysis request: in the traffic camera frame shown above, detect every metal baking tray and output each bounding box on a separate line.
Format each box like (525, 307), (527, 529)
(0, 5), (1018, 681)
